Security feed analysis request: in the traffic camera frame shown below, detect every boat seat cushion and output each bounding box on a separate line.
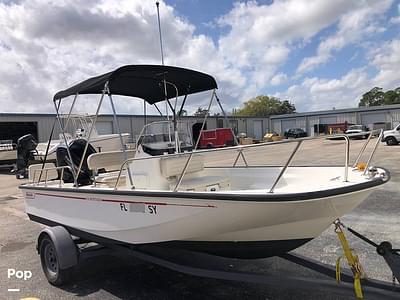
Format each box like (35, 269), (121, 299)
(160, 155), (204, 178)
(95, 171), (126, 187)
(87, 150), (136, 172)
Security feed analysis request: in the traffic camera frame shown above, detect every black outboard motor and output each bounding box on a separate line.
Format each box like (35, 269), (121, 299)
(16, 134), (38, 179)
(56, 139), (96, 186)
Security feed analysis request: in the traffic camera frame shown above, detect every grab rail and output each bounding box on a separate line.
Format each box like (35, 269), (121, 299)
(363, 129), (383, 175)
(352, 131), (374, 168)
(343, 135), (350, 182)
(232, 147), (248, 167)
(351, 129), (383, 168)
(269, 140), (302, 193)
(33, 166), (73, 187)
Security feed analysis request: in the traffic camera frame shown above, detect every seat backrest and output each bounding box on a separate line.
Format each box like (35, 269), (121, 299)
(160, 154), (204, 178)
(28, 163), (58, 182)
(87, 150), (136, 172)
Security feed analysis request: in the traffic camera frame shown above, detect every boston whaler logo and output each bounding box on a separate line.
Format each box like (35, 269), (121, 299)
(25, 192), (35, 199)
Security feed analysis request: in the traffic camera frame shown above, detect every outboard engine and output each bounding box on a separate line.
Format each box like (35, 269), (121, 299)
(56, 139), (96, 186)
(16, 134), (38, 179)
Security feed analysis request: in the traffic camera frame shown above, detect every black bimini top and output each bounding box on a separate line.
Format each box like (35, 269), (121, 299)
(53, 65), (218, 104)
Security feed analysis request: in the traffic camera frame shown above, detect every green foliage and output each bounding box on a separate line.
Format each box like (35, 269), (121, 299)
(193, 107), (209, 117)
(359, 87), (400, 107)
(233, 95), (296, 117)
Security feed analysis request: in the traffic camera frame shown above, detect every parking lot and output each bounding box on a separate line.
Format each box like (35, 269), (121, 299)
(0, 137), (399, 300)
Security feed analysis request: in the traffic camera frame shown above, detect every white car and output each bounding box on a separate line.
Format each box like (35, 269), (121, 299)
(345, 125), (369, 139)
(382, 124), (400, 145)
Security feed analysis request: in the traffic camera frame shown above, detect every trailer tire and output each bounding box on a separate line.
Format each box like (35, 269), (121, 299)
(39, 235), (74, 286)
(386, 136), (398, 146)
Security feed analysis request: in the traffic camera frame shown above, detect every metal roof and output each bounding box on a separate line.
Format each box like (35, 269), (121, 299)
(270, 104), (400, 120)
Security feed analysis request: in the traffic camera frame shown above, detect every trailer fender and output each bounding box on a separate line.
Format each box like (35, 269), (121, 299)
(37, 226), (78, 269)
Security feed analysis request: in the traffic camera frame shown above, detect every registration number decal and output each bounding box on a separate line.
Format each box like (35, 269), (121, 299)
(119, 203), (157, 214)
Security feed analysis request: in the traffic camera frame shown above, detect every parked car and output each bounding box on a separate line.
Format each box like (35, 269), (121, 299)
(345, 125), (369, 139)
(381, 124), (400, 145)
(198, 128), (235, 149)
(284, 128), (307, 138)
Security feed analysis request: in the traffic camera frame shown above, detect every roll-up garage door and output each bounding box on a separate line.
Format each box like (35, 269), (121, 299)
(96, 121), (113, 134)
(281, 119), (297, 133)
(253, 120), (263, 140)
(361, 113), (386, 128)
(319, 116), (337, 124)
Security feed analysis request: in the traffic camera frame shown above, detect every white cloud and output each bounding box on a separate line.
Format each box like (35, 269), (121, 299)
(279, 38), (400, 112)
(297, 0), (393, 75)
(277, 68), (370, 111)
(0, 0), (398, 115)
(390, 3), (400, 24)
(0, 0), (234, 114)
(216, 0), (361, 101)
(270, 73), (288, 86)
(370, 39), (400, 89)
(218, 0), (353, 71)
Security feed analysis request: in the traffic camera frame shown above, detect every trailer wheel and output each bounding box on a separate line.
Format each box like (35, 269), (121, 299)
(39, 235), (73, 286)
(386, 136), (398, 146)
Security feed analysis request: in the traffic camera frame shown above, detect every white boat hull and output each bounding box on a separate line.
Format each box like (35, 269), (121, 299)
(22, 184), (376, 257)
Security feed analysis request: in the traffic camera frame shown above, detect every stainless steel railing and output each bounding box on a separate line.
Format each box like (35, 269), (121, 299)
(113, 133), (355, 192)
(269, 140), (303, 193)
(363, 129), (384, 175)
(32, 166), (73, 187)
(33, 130), (382, 192)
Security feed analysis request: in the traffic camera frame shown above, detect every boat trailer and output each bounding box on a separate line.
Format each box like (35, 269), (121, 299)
(37, 223), (399, 299)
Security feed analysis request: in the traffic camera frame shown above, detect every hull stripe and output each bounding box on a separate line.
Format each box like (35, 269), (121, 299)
(35, 192), (217, 208)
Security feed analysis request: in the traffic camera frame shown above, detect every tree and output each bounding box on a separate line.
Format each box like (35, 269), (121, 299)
(383, 87), (400, 105)
(358, 87), (385, 107)
(233, 95), (296, 117)
(193, 107), (209, 117)
(178, 109), (187, 116)
(358, 87), (400, 107)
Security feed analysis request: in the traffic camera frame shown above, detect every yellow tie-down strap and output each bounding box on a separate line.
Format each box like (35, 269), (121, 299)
(334, 220), (366, 299)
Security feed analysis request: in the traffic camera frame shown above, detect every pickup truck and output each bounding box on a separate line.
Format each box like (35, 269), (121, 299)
(345, 125), (369, 139)
(382, 124), (400, 145)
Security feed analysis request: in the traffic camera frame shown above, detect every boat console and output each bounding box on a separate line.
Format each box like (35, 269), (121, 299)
(137, 121), (194, 156)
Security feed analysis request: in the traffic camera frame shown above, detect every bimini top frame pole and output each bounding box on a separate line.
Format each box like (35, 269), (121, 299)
(54, 100), (78, 187)
(107, 92), (134, 187)
(75, 83), (108, 185)
(174, 89), (216, 191)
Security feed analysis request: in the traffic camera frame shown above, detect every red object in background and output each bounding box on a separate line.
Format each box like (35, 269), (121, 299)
(198, 128), (235, 149)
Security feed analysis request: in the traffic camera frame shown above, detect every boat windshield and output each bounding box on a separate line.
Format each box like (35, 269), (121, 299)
(137, 121), (193, 155)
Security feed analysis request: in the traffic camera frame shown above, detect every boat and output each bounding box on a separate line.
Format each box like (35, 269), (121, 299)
(20, 65), (390, 259)
(0, 139), (17, 163)
(33, 114), (132, 161)
(15, 114), (132, 178)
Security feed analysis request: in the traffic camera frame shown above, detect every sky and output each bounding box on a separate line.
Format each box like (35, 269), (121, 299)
(0, 0), (399, 115)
